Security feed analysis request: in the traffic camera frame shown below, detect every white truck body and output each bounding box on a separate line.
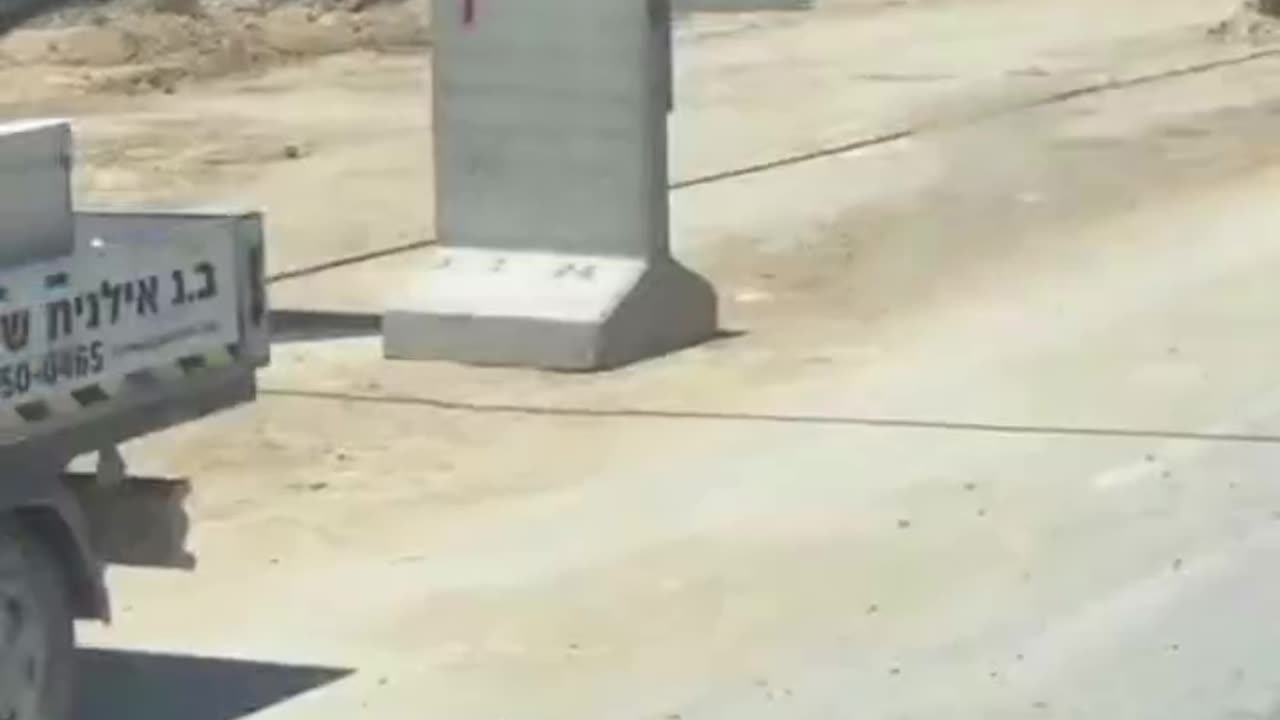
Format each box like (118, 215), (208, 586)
(0, 211), (268, 451)
(0, 118), (270, 720)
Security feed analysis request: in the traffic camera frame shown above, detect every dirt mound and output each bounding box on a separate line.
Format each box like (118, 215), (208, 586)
(1208, 1), (1280, 42)
(0, 0), (428, 93)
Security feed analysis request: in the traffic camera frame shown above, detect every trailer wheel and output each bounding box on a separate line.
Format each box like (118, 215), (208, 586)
(0, 521), (75, 720)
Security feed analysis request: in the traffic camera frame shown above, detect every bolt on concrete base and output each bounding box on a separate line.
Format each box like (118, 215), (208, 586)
(383, 248), (717, 371)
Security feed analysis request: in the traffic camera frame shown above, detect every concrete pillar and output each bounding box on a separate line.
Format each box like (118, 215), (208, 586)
(383, 0), (718, 371)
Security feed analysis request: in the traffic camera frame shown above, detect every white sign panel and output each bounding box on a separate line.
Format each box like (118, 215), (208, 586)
(0, 223), (239, 404)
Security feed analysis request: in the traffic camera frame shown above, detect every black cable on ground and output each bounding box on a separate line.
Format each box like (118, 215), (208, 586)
(266, 239), (436, 285)
(267, 45), (1280, 282)
(263, 387), (1280, 446)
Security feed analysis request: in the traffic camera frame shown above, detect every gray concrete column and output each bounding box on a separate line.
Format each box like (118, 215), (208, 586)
(383, 0), (718, 371)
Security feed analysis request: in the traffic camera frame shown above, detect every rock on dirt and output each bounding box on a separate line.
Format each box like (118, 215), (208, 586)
(1208, 0), (1280, 41)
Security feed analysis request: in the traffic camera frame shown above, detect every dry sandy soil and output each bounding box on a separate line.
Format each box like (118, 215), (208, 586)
(7, 0), (1280, 718)
(0, 0), (429, 97)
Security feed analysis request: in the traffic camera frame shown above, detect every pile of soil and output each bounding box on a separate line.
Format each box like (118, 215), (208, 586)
(0, 0), (429, 93)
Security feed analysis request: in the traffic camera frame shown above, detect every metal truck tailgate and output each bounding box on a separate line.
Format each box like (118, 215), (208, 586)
(0, 211), (268, 450)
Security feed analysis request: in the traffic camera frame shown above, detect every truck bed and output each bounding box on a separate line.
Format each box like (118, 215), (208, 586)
(0, 210), (269, 465)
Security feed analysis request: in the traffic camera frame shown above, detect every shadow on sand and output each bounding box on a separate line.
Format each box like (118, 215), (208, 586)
(269, 309), (382, 344)
(76, 648), (353, 720)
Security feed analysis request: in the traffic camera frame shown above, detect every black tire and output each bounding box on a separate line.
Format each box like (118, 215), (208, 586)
(0, 519), (76, 720)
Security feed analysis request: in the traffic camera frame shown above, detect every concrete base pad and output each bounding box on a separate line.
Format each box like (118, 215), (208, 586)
(383, 248), (718, 371)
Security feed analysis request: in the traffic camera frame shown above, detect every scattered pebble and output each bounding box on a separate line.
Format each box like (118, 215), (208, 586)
(897, 519), (912, 530)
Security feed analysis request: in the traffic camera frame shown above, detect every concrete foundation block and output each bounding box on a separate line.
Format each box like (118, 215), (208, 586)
(383, 249), (717, 371)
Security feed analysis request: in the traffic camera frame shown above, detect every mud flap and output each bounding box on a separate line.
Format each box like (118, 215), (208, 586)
(62, 473), (195, 570)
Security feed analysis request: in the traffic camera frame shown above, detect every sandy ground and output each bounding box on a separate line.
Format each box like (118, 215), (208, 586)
(6, 0), (1280, 717)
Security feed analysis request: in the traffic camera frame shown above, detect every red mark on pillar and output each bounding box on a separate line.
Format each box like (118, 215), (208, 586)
(462, 0), (476, 26)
